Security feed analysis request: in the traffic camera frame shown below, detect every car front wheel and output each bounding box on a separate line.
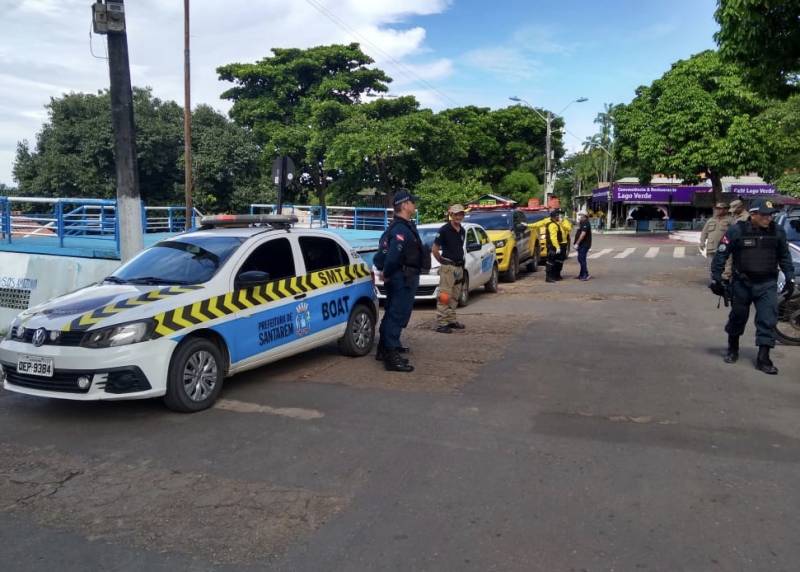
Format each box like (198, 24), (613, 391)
(338, 303), (376, 357)
(164, 337), (225, 413)
(502, 250), (518, 282)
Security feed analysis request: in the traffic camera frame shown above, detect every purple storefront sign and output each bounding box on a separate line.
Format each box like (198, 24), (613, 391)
(612, 186), (707, 204)
(728, 184), (775, 195)
(588, 185), (710, 204)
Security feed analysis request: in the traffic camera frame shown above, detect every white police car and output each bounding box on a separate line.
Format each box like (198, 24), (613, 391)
(0, 215), (378, 412)
(373, 222), (498, 305)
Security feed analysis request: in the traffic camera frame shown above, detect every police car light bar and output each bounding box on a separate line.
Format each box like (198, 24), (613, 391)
(199, 214), (299, 229)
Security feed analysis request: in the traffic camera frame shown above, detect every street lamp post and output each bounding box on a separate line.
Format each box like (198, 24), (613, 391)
(509, 96), (587, 208)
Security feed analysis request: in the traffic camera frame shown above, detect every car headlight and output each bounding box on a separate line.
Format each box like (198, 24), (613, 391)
(494, 240), (507, 248)
(5, 319), (21, 341)
(81, 320), (154, 348)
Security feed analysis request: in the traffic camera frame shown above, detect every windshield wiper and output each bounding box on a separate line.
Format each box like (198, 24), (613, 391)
(103, 276), (128, 284)
(126, 277), (193, 286)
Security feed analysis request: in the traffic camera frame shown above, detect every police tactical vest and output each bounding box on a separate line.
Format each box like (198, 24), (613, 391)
(547, 221), (563, 248)
(735, 222), (778, 277)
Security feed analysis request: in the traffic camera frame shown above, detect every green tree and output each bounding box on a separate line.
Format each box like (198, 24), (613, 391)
(715, 0), (800, 97)
(413, 174), (492, 223)
(775, 173), (800, 198)
(497, 170), (541, 205)
(615, 50), (774, 200)
(190, 104), (266, 213)
(12, 89), (260, 210)
(13, 88), (185, 201)
(326, 108), (462, 204)
(217, 43), (391, 207)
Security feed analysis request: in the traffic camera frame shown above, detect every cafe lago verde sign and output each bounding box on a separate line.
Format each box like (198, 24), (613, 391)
(592, 183), (776, 204)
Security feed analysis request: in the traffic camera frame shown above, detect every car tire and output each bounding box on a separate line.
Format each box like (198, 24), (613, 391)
(164, 337), (225, 413)
(485, 264), (499, 293)
(458, 272), (470, 307)
(338, 303), (376, 357)
(527, 246), (539, 272)
(502, 250), (518, 282)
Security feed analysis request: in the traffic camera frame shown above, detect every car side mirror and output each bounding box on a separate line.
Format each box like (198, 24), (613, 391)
(466, 242), (482, 252)
(236, 270), (270, 287)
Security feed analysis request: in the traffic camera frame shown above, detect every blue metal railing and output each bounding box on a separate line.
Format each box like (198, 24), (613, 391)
(249, 204), (417, 230)
(0, 197), (201, 256)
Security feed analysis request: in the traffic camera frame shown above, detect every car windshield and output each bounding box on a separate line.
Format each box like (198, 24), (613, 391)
(418, 228), (440, 248)
(523, 212), (549, 223)
(463, 211), (513, 230)
(110, 236), (245, 285)
(786, 217), (800, 243)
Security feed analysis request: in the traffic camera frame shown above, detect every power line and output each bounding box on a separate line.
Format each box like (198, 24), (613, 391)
(303, 0), (460, 108)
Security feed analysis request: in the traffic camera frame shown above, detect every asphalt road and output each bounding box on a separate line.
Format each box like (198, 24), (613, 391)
(1, 233), (799, 571)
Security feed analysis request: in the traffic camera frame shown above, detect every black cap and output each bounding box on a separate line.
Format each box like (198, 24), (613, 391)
(748, 198), (778, 215)
(393, 189), (417, 206)
(549, 209), (561, 217)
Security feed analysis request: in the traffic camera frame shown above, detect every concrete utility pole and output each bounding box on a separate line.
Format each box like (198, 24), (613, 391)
(509, 96), (587, 209)
(544, 111), (553, 207)
(94, 0), (144, 261)
(183, 0), (193, 230)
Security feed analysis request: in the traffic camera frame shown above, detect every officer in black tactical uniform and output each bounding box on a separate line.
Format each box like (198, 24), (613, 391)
(374, 190), (427, 372)
(710, 198), (796, 374)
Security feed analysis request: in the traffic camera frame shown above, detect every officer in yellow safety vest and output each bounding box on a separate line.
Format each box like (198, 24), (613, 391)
(545, 209), (564, 283)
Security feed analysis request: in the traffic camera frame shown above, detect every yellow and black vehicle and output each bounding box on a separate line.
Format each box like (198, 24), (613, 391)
(463, 207), (538, 282)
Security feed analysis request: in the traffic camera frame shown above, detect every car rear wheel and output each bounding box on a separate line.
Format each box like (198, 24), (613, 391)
(501, 250), (518, 282)
(458, 272), (470, 307)
(485, 264), (499, 293)
(338, 303), (376, 357)
(164, 337), (224, 413)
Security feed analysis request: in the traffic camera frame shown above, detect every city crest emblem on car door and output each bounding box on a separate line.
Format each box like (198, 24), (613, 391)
(295, 302), (312, 337)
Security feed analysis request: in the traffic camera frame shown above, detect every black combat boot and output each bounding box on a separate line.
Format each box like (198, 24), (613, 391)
(723, 335), (739, 364)
(384, 350), (414, 372)
(376, 343), (409, 363)
(756, 346), (778, 375)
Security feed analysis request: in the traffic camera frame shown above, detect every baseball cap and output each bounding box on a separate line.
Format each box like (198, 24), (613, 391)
(393, 189), (417, 206)
(729, 199), (744, 212)
(549, 209), (561, 217)
(448, 204), (466, 214)
(748, 197), (778, 215)
(714, 202), (728, 209)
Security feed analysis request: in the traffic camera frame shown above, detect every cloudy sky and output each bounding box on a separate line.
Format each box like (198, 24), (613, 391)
(0, 0), (718, 187)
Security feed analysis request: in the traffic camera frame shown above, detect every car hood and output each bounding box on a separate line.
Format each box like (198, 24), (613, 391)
(484, 229), (513, 242)
(13, 283), (204, 333)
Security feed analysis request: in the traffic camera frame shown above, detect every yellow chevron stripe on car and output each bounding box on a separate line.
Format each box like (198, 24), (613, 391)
(66, 264), (368, 338)
(63, 285), (203, 332)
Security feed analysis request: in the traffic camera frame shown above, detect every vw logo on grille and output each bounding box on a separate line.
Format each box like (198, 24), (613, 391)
(32, 328), (47, 347)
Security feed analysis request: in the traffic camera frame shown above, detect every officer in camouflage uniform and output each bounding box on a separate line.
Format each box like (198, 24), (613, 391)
(710, 198), (795, 374)
(700, 202), (731, 257)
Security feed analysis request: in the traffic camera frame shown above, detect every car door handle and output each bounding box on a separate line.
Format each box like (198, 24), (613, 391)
(294, 293), (307, 300)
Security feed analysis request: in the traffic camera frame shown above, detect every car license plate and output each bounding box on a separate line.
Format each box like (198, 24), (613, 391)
(17, 355), (54, 378)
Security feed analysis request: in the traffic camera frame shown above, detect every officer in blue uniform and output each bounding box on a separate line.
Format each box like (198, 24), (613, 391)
(710, 198), (795, 374)
(374, 190), (426, 372)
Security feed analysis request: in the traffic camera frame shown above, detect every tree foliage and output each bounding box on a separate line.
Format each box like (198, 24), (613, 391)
(217, 43), (391, 206)
(614, 50), (775, 198)
(413, 174), (492, 223)
(12, 88), (263, 210)
(715, 0), (800, 97)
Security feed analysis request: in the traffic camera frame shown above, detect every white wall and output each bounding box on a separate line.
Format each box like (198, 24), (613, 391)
(0, 252), (120, 332)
